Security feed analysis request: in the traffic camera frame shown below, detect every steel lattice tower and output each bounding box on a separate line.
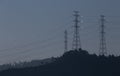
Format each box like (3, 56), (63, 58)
(72, 11), (81, 51)
(99, 15), (107, 55)
(64, 30), (68, 52)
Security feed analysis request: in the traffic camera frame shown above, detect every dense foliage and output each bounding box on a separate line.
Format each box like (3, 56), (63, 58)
(0, 49), (120, 76)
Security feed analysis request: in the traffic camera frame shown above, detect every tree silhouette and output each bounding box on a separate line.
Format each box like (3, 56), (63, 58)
(0, 49), (120, 76)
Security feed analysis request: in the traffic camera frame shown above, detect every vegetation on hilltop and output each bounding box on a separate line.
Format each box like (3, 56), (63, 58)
(0, 49), (120, 76)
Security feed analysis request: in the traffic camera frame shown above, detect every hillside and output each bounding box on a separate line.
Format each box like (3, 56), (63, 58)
(0, 57), (55, 71)
(0, 49), (120, 76)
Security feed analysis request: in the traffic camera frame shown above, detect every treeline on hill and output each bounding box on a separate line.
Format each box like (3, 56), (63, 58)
(0, 49), (120, 76)
(0, 57), (54, 71)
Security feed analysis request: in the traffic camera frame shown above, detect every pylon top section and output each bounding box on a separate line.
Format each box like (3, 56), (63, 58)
(72, 11), (81, 51)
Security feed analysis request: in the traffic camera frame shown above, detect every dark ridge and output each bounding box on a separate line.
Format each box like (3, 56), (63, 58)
(0, 49), (120, 76)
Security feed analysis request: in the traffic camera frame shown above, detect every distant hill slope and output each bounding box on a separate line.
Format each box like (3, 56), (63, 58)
(0, 57), (54, 71)
(0, 49), (120, 76)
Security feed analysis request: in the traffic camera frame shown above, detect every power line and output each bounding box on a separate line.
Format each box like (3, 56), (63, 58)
(0, 23), (67, 55)
(0, 15), (120, 57)
(0, 23), (69, 53)
(0, 36), (63, 58)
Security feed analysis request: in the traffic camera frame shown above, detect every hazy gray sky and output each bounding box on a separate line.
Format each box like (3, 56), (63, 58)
(0, 0), (120, 64)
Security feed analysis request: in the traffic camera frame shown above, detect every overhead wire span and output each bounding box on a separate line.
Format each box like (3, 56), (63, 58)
(0, 23), (70, 52)
(0, 37), (63, 59)
(0, 21), (72, 58)
(0, 15), (120, 58)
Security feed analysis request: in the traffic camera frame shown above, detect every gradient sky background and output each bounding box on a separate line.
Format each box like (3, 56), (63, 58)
(0, 0), (120, 64)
